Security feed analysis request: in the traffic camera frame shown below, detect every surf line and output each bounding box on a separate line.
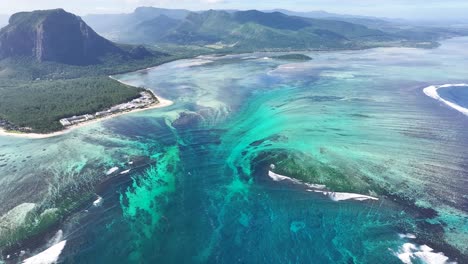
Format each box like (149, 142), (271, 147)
(423, 83), (468, 115)
(268, 170), (378, 202)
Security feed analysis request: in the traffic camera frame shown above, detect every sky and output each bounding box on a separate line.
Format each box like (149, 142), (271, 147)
(1, 0), (468, 20)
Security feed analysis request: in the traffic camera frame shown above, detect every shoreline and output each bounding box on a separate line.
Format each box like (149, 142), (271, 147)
(3, 41), (468, 263)
(0, 49), (460, 140)
(423, 83), (468, 115)
(0, 79), (173, 139)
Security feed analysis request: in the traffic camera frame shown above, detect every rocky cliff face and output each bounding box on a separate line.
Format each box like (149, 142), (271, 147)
(0, 9), (124, 65)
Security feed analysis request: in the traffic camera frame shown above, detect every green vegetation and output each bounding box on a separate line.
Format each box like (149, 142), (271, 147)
(153, 10), (395, 51)
(271, 54), (312, 61)
(0, 50), (207, 133)
(0, 9), (195, 133)
(252, 149), (387, 195)
(0, 77), (143, 132)
(0, 191), (95, 250)
(2, 8), (464, 133)
(86, 9), (457, 52)
(0, 32), (211, 133)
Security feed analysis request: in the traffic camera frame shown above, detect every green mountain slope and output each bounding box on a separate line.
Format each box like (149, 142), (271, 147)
(87, 8), (467, 51)
(110, 9), (400, 51)
(0, 9), (126, 65)
(83, 7), (190, 40)
(0, 9), (176, 133)
(233, 10), (311, 30)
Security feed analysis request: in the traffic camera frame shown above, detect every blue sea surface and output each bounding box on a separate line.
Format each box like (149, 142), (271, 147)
(438, 86), (468, 109)
(1, 38), (468, 263)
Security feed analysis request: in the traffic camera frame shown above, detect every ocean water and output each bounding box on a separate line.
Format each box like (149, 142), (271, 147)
(438, 86), (468, 109)
(1, 38), (468, 263)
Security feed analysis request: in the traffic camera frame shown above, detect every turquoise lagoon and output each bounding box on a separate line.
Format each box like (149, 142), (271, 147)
(1, 38), (468, 263)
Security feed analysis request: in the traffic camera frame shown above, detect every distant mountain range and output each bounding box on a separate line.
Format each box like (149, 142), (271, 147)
(0, 7), (466, 133)
(1, 8), (466, 65)
(0, 9), (154, 65)
(264, 9), (394, 29)
(83, 7), (468, 51)
(83, 7), (400, 51)
(83, 7), (190, 39)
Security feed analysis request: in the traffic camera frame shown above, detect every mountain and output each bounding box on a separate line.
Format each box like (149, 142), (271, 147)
(84, 8), (461, 51)
(232, 10), (311, 30)
(266, 9), (393, 29)
(99, 9), (398, 51)
(0, 9), (129, 65)
(83, 7), (190, 40)
(0, 9), (173, 133)
(268, 9), (468, 42)
(267, 9), (384, 21)
(120, 14), (182, 44)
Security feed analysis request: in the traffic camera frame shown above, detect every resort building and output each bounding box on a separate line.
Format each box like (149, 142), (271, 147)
(59, 91), (157, 127)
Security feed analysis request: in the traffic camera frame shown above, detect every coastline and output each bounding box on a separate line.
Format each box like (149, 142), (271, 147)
(423, 83), (468, 115)
(3, 39), (468, 263)
(0, 55), (463, 140)
(0, 79), (173, 139)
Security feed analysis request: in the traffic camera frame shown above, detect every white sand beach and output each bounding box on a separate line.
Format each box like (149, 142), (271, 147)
(0, 78), (173, 139)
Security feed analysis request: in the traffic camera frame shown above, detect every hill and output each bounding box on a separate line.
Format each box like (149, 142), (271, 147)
(85, 8), (454, 51)
(264, 9), (398, 31)
(83, 7), (190, 40)
(0, 9), (132, 65)
(94, 9), (403, 51)
(0, 9), (183, 133)
(86, 8), (468, 51)
(163, 10), (396, 50)
(1, 8), (465, 133)
(267, 9), (468, 43)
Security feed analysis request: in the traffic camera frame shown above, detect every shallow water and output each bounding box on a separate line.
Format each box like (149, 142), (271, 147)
(1, 38), (468, 263)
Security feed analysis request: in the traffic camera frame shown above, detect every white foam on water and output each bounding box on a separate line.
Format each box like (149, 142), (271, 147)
(397, 243), (418, 264)
(268, 170), (302, 184)
(22, 240), (66, 264)
(423, 84), (468, 116)
(120, 169), (131, 175)
(268, 171), (377, 202)
(47, 230), (63, 247)
(268, 171), (327, 189)
(321, 71), (355, 79)
(267, 63), (313, 76)
(106, 167), (119, 175)
(401, 234), (416, 239)
(304, 183), (327, 189)
(93, 196), (103, 207)
(394, 242), (455, 264)
(314, 190), (379, 201)
(173, 59), (213, 68)
(399, 233), (417, 239)
(277, 64), (300, 70)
